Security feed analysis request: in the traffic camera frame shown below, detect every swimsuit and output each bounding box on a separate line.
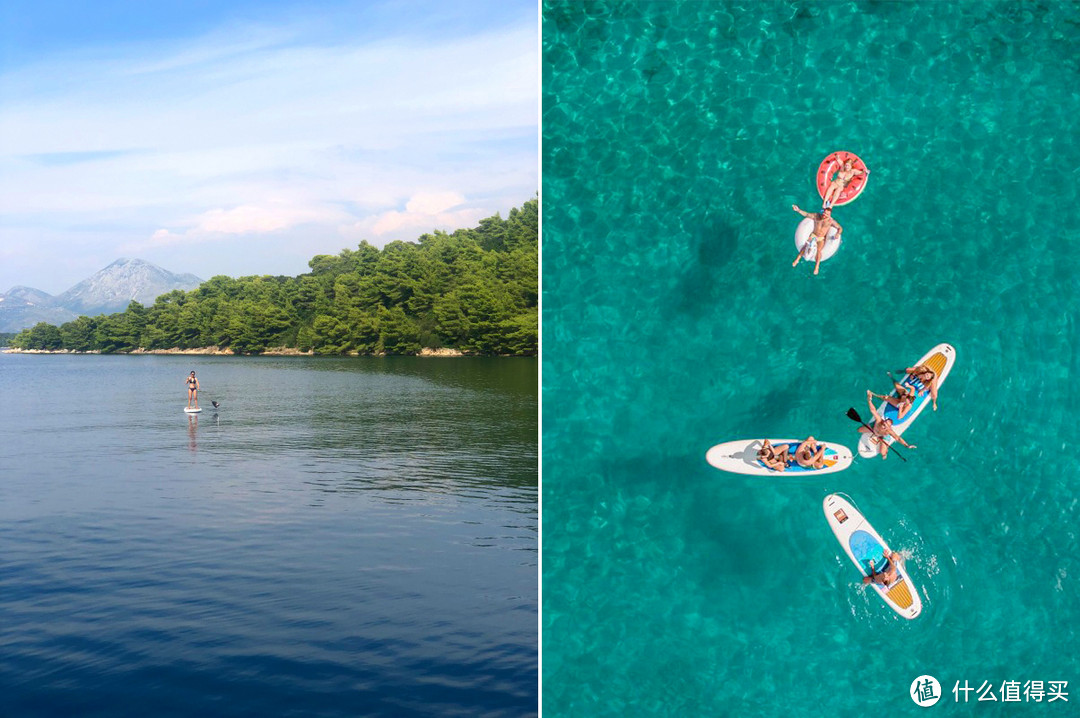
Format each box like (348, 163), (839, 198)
(832, 169), (858, 189)
(759, 447), (789, 469)
(872, 559), (895, 586)
(804, 232), (828, 258)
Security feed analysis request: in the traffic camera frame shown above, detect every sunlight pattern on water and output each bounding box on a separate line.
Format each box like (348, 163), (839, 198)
(543, 1), (1080, 715)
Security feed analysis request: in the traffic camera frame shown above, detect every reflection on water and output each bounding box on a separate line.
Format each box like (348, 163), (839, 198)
(0, 353), (537, 717)
(187, 413), (198, 452)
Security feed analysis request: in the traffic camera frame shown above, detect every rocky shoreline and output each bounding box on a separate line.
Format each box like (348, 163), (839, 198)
(3, 346), (466, 357)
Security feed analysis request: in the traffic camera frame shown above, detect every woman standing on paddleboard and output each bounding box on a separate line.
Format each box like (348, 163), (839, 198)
(186, 371), (200, 410)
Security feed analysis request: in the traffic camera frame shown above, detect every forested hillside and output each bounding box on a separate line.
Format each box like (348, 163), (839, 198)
(12, 200), (537, 356)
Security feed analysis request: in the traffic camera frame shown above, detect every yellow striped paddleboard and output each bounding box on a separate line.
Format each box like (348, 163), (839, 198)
(859, 343), (956, 459)
(823, 493), (923, 620)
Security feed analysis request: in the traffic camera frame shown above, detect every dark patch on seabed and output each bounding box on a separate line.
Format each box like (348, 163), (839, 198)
(640, 49), (675, 86)
(742, 377), (803, 426)
(673, 216), (739, 315)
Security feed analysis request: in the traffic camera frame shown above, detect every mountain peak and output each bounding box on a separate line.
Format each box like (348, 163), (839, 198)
(106, 257), (149, 268)
(57, 259), (204, 315)
(1, 259), (204, 332)
(3, 286), (55, 303)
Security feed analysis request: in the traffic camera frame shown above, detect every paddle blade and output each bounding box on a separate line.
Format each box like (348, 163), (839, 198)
(845, 407), (863, 423)
(211, 401), (220, 409)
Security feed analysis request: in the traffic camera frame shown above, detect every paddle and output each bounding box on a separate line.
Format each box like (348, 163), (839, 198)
(845, 407), (908, 462)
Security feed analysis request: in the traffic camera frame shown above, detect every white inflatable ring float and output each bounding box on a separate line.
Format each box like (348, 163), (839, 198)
(794, 217), (840, 262)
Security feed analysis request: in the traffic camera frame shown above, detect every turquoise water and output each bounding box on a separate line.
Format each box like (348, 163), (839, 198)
(543, 1), (1080, 715)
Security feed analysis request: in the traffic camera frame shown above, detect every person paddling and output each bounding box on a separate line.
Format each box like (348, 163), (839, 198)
(863, 549), (903, 588)
(186, 371), (200, 410)
(857, 390), (916, 459)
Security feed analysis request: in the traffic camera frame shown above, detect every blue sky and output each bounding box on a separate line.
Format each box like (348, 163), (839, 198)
(0, 0), (538, 294)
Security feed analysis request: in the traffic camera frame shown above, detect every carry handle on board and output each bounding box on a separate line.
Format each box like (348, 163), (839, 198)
(845, 407), (908, 463)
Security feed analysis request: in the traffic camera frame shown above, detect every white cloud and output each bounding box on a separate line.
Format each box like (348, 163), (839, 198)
(149, 229), (178, 245)
(405, 191), (465, 216)
(125, 200), (349, 255)
(0, 11), (538, 291)
(194, 202), (344, 235)
(334, 190), (488, 241)
(371, 208), (487, 237)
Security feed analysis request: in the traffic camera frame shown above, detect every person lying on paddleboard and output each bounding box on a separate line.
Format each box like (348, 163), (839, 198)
(870, 373), (917, 420)
(791, 204), (842, 276)
(821, 158), (868, 209)
(794, 436), (826, 469)
(859, 390), (916, 459)
(757, 439), (792, 471)
(904, 364), (939, 411)
(862, 550), (903, 588)
(186, 371), (200, 409)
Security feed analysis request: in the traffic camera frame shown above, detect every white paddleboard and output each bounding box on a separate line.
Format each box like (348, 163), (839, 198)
(858, 343), (956, 458)
(794, 217), (840, 261)
(184, 407), (202, 413)
(823, 493), (922, 620)
(706, 438), (853, 476)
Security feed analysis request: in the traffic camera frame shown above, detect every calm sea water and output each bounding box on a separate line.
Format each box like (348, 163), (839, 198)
(0, 353), (537, 717)
(543, 1), (1080, 715)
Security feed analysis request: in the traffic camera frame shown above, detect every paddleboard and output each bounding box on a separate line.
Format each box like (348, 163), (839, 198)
(794, 217), (840, 262)
(705, 438), (853, 476)
(858, 343), (956, 458)
(816, 151), (869, 206)
(184, 407), (202, 413)
(823, 493), (922, 620)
